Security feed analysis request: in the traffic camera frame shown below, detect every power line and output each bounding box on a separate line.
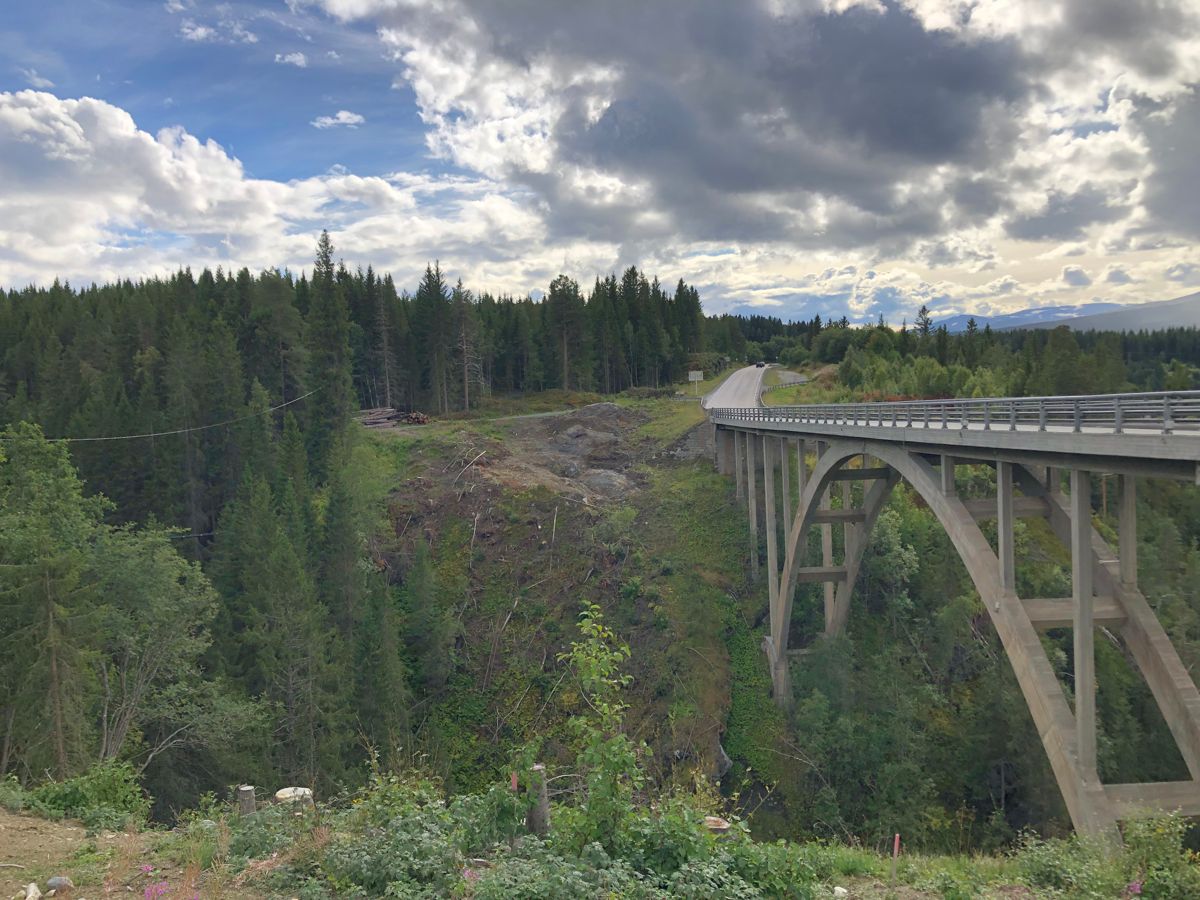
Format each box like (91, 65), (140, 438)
(4, 387), (320, 444)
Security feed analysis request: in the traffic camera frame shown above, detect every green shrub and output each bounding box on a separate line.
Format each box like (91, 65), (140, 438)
(228, 803), (316, 867)
(1013, 831), (1125, 897)
(668, 852), (764, 898)
(617, 796), (713, 876)
(0, 774), (27, 812)
(725, 838), (819, 898)
(470, 839), (655, 899)
(1122, 815), (1200, 899)
(28, 761), (149, 832)
(447, 782), (526, 854)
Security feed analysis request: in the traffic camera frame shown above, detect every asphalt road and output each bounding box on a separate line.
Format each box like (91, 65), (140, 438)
(701, 365), (768, 409)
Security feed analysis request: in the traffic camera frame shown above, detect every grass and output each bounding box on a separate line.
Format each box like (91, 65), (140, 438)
(763, 367), (805, 388)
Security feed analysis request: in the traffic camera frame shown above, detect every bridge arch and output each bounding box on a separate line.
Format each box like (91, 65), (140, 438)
(714, 422), (1200, 840)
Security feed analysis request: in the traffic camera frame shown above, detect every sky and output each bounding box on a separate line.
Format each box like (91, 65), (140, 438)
(2, 0), (1199, 322)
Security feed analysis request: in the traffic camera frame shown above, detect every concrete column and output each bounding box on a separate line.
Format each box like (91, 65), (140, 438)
(763, 437), (779, 619)
(997, 461), (1016, 596)
(780, 438), (791, 537)
(1047, 466), (1062, 497)
(796, 439), (807, 499)
(747, 433), (759, 576)
(734, 431), (745, 501)
(841, 477), (853, 564)
(1071, 468), (1098, 782)
(1119, 474), (1137, 588)
(716, 429), (735, 476)
(940, 454), (956, 496)
(820, 467), (835, 634)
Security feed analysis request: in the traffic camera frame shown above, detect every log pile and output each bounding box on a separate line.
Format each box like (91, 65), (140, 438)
(358, 408), (431, 427)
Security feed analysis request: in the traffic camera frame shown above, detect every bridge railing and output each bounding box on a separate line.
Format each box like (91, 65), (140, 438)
(710, 391), (1200, 436)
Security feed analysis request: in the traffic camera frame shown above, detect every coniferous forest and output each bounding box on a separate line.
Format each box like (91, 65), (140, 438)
(6, 234), (1200, 877)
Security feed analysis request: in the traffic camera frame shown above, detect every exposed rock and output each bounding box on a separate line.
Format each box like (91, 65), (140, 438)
(45, 878), (72, 892)
(833, 887), (849, 897)
(714, 741), (733, 779)
(551, 424), (619, 462)
(274, 786), (314, 804)
(22, 884), (40, 900)
(579, 468), (632, 498)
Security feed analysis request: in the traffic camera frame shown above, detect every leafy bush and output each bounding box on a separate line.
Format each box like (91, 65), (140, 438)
(725, 838), (819, 899)
(447, 782), (526, 854)
(470, 839), (654, 899)
(668, 852), (764, 898)
(28, 761), (149, 832)
(555, 603), (645, 854)
(1015, 819), (1200, 900)
(1014, 831), (1122, 897)
(320, 809), (462, 897)
(0, 774), (27, 812)
(617, 795), (714, 876)
(1122, 815), (1200, 899)
(228, 802), (315, 867)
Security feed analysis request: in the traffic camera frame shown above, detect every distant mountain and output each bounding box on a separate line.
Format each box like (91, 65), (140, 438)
(938, 302), (1127, 333)
(1019, 291), (1200, 332)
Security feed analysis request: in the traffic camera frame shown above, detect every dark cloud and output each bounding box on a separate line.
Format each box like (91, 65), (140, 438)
(1045, 0), (1195, 79)
(1139, 88), (1200, 239)
(1062, 265), (1092, 286)
(1104, 266), (1133, 284)
(341, 0), (1198, 262)
(460, 1), (1031, 249)
(1166, 262), (1200, 285)
(1004, 185), (1127, 242)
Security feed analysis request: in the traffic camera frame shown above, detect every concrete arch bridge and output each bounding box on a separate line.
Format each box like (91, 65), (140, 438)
(709, 390), (1200, 840)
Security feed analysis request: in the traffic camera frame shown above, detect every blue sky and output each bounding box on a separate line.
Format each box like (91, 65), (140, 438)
(1, 0), (429, 180)
(2, 0), (1199, 322)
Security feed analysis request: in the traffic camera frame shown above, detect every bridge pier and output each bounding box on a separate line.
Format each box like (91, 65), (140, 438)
(712, 393), (1200, 840)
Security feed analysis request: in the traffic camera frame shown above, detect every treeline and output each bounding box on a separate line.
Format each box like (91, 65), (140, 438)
(740, 306), (1200, 398)
(0, 233), (719, 529)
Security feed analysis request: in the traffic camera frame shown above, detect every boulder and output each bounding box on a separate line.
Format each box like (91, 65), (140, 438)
(274, 786), (314, 804)
(22, 885), (40, 900)
(832, 888), (849, 898)
(579, 468), (631, 498)
(45, 878), (72, 892)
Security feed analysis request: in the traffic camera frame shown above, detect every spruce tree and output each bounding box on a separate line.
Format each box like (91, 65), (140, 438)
(305, 231), (354, 481)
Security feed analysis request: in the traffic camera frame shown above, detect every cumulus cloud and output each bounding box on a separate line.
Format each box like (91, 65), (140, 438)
(6, 0), (1200, 324)
(311, 109), (364, 129)
(0, 90), (587, 293)
(275, 52), (308, 67)
(307, 0), (1199, 298)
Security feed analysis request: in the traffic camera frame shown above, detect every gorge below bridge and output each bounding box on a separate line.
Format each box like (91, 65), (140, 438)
(706, 372), (1200, 841)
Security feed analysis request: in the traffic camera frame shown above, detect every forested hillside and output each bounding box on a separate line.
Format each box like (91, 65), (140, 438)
(0, 233), (738, 812)
(5, 234), (1200, 894)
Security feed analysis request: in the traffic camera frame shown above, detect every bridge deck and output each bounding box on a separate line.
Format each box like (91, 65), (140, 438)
(711, 392), (1200, 480)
